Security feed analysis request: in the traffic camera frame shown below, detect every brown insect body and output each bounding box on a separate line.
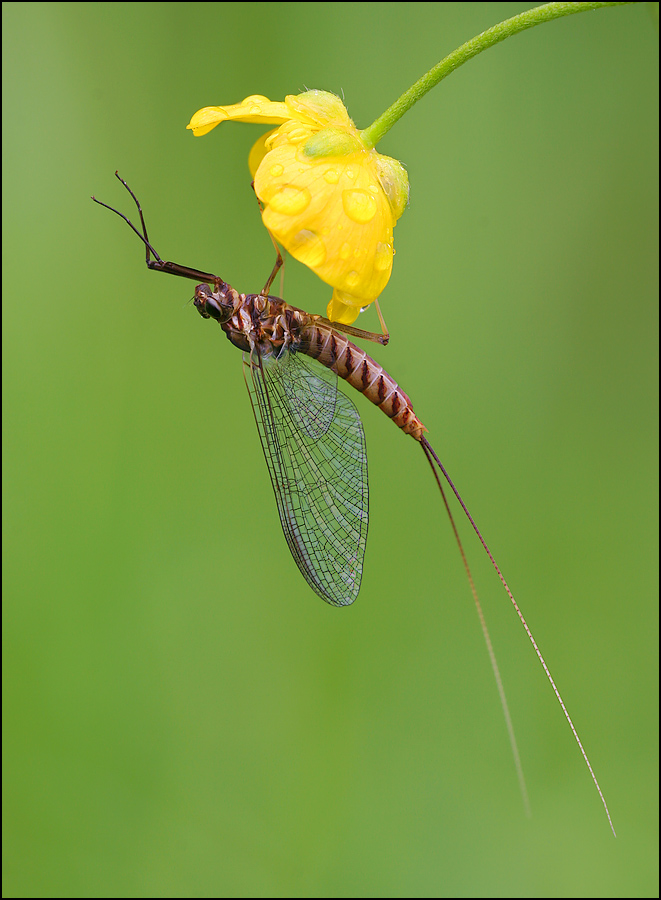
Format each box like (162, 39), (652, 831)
(195, 282), (426, 441)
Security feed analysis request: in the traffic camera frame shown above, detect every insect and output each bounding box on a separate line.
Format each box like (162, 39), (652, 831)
(93, 172), (615, 834)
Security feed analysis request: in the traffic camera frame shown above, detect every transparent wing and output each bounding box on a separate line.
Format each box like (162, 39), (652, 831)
(243, 349), (368, 606)
(280, 349), (338, 440)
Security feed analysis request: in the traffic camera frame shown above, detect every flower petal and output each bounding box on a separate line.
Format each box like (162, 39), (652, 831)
(326, 290), (363, 325)
(255, 140), (395, 306)
(188, 91), (409, 322)
(248, 130), (279, 179)
(284, 90), (353, 128)
(374, 155), (409, 220)
(186, 95), (292, 136)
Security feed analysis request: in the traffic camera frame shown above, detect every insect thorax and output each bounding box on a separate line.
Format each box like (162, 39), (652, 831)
(221, 293), (308, 358)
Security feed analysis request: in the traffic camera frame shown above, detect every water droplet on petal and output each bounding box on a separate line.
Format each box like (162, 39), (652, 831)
(324, 169), (339, 184)
(345, 167), (357, 181)
(289, 230), (327, 267)
(269, 185), (311, 216)
(342, 189), (377, 224)
(339, 242), (352, 260)
(374, 241), (392, 271)
(246, 95), (267, 104)
(270, 164), (284, 177)
(345, 270), (360, 289)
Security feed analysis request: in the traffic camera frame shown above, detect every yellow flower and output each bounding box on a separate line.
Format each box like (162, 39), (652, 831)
(187, 91), (409, 325)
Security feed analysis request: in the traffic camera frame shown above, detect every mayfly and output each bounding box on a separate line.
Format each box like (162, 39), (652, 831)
(93, 172), (615, 835)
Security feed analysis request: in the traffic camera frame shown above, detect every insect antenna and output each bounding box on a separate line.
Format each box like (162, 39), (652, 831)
(92, 173), (220, 286)
(92, 171), (163, 264)
(420, 436), (616, 836)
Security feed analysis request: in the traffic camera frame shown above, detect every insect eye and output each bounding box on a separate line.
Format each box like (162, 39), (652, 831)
(193, 284), (220, 320)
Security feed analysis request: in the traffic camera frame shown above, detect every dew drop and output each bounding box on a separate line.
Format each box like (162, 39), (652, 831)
(269, 163), (284, 178)
(339, 242), (352, 260)
(375, 241), (392, 271)
(289, 230), (327, 267)
(269, 185), (311, 216)
(345, 270), (360, 289)
(324, 169), (339, 184)
(342, 189), (377, 224)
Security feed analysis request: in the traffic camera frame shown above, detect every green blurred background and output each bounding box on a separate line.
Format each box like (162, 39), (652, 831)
(3, 3), (658, 896)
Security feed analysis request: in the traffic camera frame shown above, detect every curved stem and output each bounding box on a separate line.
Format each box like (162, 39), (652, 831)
(360, 2), (634, 149)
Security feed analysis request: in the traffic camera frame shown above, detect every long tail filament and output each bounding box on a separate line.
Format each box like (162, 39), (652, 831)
(420, 436), (616, 837)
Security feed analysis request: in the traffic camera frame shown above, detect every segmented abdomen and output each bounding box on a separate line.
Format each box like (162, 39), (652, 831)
(299, 323), (426, 441)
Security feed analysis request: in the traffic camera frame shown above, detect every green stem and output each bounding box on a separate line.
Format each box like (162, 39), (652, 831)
(360, 2), (634, 149)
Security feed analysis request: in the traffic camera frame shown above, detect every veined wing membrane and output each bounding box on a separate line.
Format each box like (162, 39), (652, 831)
(243, 349), (368, 606)
(280, 349), (338, 440)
